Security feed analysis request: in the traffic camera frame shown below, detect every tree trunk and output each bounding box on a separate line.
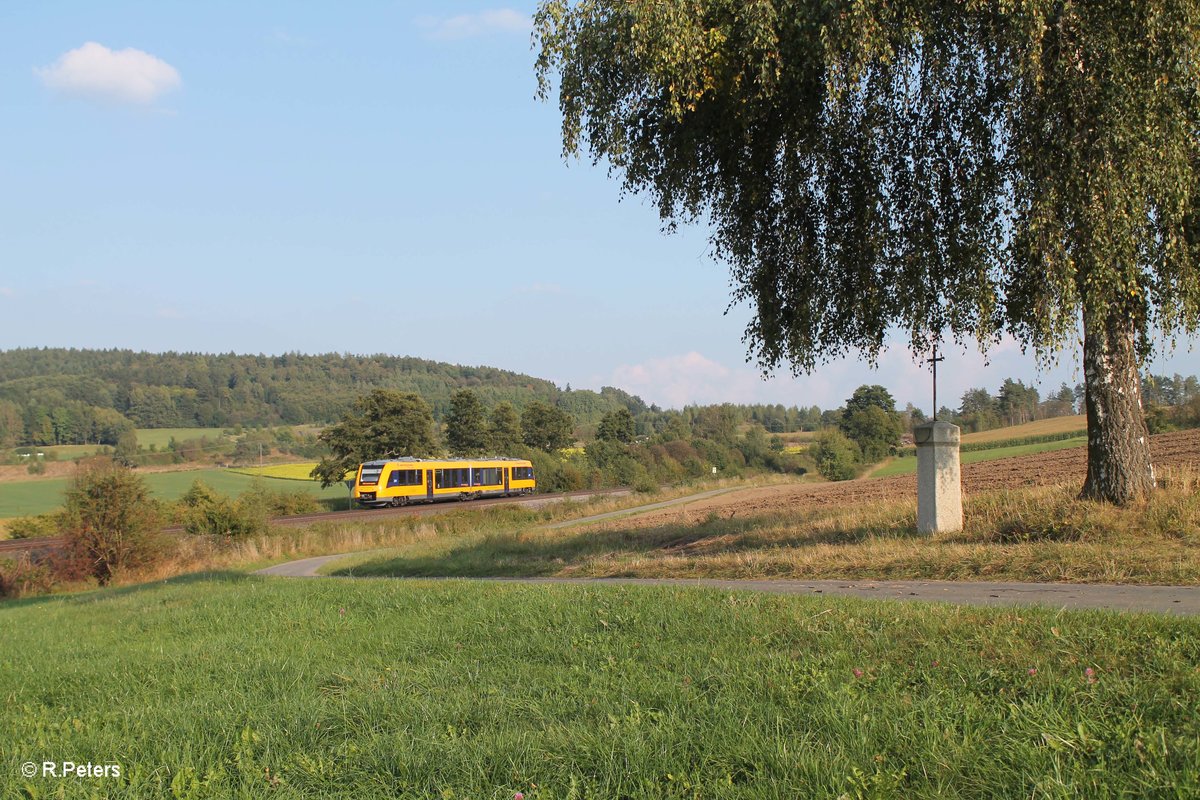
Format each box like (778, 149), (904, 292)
(1080, 306), (1155, 504)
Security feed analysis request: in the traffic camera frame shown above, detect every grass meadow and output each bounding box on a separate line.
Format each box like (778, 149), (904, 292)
(0, 468), (346, 521)
(2, 574), (1197, 798)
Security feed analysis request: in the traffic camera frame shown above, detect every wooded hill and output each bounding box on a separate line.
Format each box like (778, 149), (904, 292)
(0, 348), (650, 447)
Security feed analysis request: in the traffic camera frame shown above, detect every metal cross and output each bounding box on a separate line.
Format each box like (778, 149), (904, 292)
(928, 342), (945, 421)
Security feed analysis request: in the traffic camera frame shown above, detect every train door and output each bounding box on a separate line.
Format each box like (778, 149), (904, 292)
(503, 467), (510, 496)
(426, 469), (434, 501)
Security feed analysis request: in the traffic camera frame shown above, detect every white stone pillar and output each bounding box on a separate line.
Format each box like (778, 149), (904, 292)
(914, 421), (963, 534)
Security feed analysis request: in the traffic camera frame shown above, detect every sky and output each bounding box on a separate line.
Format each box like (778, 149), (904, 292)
(1, 1), (1195, 414)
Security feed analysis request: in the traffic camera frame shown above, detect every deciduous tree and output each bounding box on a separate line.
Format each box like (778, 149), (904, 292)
(488, 401), (523, 452)
(445, 389), (490, 455)
(311, 390), (438, 487)
(596, 407), (636, 443)
(521, 401), (575, 452)
(536, 0), (1200, 504)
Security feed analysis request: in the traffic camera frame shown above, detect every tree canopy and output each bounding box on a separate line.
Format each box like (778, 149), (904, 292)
(311, 390), (439, 487)
(521, 401), (576, 452)
(536, 0), (1200, 503)
(445, 389), (490, 455)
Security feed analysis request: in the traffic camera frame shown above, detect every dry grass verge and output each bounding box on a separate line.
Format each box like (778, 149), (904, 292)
(332, 467), (1200, 586)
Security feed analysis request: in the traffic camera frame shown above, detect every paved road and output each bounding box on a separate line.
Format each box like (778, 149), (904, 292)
(256, 556), (1200, 616)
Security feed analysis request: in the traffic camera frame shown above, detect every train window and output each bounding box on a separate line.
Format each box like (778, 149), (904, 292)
(360, 465), (383, 485)
(387, 469), (421, 487)
(511, 466), (533, 481)
(472, 468), (501, 485)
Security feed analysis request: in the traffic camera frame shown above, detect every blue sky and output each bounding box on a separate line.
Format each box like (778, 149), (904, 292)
(1, 2), (1195, 412)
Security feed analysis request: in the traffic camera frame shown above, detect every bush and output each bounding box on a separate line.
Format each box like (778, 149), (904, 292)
(60, 459), (168, 586)
(6, 513), (61, 540)
(813, 429), (861, 481)
(238, 480), (321, 517)
(182, 496), (266, 537)
(0, 556), (56, 599)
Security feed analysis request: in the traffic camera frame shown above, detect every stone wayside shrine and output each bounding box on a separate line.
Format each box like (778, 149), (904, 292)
(914, 344), (962, 534)
(914, 421), (963, 533)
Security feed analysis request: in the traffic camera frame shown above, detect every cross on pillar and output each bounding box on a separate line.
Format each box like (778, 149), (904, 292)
(928, 343), (945, 421)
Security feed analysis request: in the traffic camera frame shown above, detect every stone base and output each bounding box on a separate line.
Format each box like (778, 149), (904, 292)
(914, 421), (963, 534)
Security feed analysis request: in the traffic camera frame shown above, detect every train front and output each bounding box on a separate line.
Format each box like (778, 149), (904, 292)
(352, 460), (388, 507)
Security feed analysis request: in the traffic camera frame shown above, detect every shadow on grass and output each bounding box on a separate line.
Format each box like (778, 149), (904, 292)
(331, 512), (922, 579)
(1, 570), (252, 609)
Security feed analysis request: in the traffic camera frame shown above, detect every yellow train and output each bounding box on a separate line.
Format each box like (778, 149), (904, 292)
(352, 457), (536, 508)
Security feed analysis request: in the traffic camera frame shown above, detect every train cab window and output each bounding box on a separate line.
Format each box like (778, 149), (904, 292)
(360, 465), (383, 485)
(511, 466), (533, 481)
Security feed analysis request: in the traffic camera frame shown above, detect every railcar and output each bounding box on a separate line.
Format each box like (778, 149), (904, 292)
(352, 456), (535, 508)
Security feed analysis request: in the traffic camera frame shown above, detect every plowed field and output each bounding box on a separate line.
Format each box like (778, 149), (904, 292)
(601, 429), (1200, 530)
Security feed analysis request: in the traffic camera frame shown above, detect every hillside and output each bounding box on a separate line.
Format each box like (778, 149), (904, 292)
(0, 348), (648, 446)
(960, 414), (1088, 444)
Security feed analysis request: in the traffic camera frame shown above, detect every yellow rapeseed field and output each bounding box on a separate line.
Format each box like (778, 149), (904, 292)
(230, 463), (322, 481)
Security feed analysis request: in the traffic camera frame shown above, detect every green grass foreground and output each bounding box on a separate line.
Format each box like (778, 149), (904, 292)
(2, 576), (1198, 798)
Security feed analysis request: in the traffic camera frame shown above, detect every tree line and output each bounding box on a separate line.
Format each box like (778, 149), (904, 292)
(0, 348), (648, 448)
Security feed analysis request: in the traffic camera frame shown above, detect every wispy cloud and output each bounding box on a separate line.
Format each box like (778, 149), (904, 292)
(516, 282), (564, 295)
(612, 352), (766, 408)
(36, 42), (181, 105)
(415, 9), (529, 41)
(0, 287), (14, 298)
(269, 29), (310, 47)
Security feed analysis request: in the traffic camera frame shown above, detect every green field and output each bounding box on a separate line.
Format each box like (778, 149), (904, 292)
(1, 575), (1196, 797)
(0, 469), (347, 520)
(871, 436), (1088, 479)
(134, 427), (234, 450)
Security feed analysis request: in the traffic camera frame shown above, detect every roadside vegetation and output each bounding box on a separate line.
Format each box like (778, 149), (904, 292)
(329, 465), (1200, 586)
(2, 575), (1197, 797)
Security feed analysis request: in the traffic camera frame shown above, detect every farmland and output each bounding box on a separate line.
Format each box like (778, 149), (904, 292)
(871, 434), (1089, 478)
(960, 415), (1088, 444)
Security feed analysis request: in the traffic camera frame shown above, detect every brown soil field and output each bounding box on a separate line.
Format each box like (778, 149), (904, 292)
(599, 429), (1200, 531)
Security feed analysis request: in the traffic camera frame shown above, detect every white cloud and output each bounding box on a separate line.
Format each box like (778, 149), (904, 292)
(416, 9), (529, 41)
(607, 338), (1091, 413)
(36, 42), (181, 105)
(612, 352), (767, 408)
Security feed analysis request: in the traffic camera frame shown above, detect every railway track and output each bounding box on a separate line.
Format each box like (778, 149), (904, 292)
(0, 488), (632, 558)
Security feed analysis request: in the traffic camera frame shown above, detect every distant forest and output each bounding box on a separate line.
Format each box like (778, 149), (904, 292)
(2, 348), (1193, 451)
(0, 348), (824, 448)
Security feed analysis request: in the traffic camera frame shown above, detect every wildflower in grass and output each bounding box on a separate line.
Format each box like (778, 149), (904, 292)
(514, 793), (524, 800)
(852, 668), (864, 679)
(931, 660), (939, 668)
(339, 607), (346, 617)
(1027, 668), (1037, 676)
(1085, 667), (1097, 684)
